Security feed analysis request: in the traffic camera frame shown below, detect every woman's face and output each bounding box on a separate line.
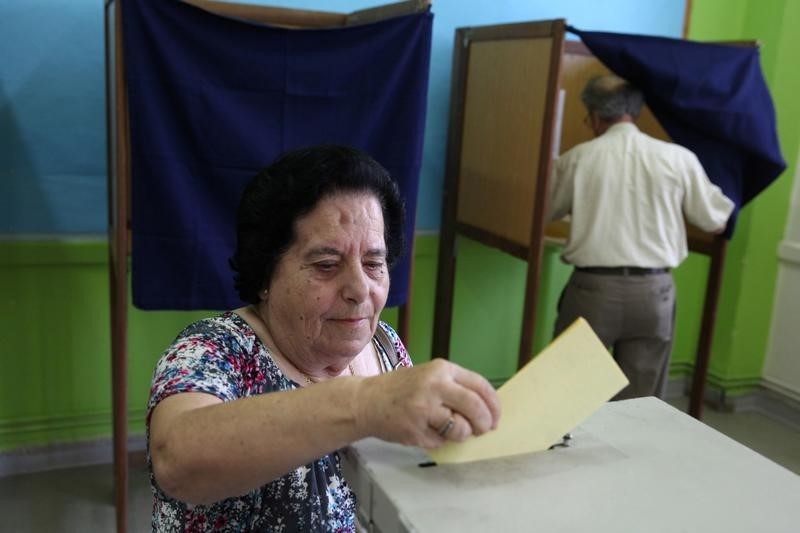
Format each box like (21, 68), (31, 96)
(263, 192), (390, 366)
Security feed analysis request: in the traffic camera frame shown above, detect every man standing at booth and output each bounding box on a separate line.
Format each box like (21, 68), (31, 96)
(548, 74), (734, 399)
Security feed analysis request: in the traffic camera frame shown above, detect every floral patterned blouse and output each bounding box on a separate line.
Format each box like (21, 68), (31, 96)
(147, 311), (412, 532)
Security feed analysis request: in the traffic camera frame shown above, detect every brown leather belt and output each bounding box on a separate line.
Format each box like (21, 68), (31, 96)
(575, 266), (670, 276)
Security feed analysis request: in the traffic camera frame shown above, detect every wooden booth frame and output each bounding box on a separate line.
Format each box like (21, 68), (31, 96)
(431, 19), (732, 429)
(105, 1), (429, 531)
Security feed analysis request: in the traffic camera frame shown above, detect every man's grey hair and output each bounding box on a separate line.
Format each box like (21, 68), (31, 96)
(581, 74), (644, 121)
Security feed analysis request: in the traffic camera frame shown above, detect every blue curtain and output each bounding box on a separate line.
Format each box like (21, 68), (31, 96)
(569, 27), (786, 236)
(122, 0), (432, 310)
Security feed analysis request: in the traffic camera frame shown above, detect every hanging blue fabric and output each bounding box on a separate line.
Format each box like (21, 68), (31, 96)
(122, 0), (432, 310)
(568, 26), (786, 236)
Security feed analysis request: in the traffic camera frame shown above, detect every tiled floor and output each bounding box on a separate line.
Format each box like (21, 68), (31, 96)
(0, 460), (151, 533)
(1, 398), (798, 532)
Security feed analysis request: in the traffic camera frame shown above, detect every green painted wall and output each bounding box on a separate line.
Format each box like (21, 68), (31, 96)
(0, 240), (211, 450)
(1, 241), (112, 449)
(0, 234), (724, 451)
(0, 236), (559, 450)
(689, 0), (799, 394)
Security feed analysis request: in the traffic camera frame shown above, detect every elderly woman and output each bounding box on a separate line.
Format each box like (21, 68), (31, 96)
(147, 145), (501, 531)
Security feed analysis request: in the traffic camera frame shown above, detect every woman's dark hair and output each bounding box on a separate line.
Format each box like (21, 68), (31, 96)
(230, 144), (406, 304)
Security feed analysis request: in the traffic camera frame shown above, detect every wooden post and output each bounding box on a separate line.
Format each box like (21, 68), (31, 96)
(396, 239), (415, 342)
(689, 237), (727, 419)
(431, 28), (470, 360)
(105, 1), (130, 530)
(518, 20), (565, 369)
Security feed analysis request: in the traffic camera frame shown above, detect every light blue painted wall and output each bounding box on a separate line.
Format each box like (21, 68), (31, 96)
(0, 0), (685, 234)
(1, 1), (107, 234)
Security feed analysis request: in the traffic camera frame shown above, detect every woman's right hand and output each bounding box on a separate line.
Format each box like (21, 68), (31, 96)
(354, 359), (501, 449)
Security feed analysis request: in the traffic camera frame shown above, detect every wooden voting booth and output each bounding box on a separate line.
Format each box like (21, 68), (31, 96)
(105, 1), (428, 531)
(432, 19), (727, 421)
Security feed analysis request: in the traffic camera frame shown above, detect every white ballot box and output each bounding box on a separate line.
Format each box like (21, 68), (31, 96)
(341, 397), (800, 533)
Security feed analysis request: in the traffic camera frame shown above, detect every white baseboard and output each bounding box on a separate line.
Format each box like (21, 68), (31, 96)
(720, 386), (800, 431)
(672, 376), (800, 431)
(0, 435), (146, 478)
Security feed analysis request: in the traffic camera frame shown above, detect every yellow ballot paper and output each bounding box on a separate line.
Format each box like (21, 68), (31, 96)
(427, 317), (628, 464)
